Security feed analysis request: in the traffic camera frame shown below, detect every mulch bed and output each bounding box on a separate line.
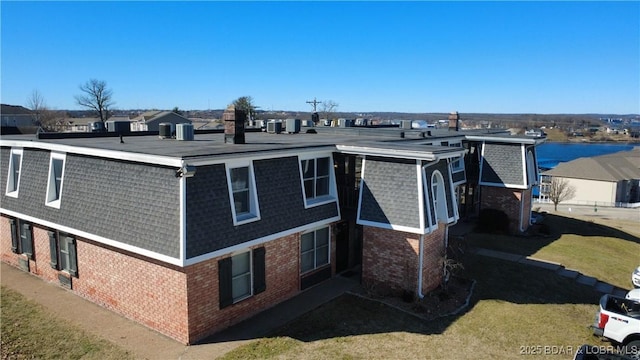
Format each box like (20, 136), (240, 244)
(354, 277), (475, 321)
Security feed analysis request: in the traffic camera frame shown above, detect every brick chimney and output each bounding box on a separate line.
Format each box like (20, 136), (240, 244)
(448, 111), (459, 131)
(223, 104), (246, 144)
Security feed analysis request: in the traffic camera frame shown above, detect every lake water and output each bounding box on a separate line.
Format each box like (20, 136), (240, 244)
(537, 142), (637, 169)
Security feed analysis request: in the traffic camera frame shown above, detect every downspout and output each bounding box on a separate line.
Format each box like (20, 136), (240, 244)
(417, 234), (425, 299)
(519, 189), (526, 233)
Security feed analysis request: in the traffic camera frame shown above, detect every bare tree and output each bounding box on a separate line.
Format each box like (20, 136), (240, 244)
(27, 89), (46, 125)
(548, 177), (576, 211)
(74, 79), (114, 123)
(319, 100), (339, 122)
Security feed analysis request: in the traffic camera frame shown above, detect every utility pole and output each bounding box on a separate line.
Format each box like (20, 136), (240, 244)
(306, 97), (322, 112)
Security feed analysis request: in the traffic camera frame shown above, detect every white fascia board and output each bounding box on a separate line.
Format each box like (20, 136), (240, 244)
(520, 145), (528, 189)
(336, 144), (441, 161)
(416, 160), (426, 231)
(478, 181), (529, 190)
(0, 139), (183, 167)
(464, 135), (547, 145)
(183, 215), (341, 266)
(0, 208), (184, 266)
(185, 146), (338, 167)
(355, 219), (428, 235)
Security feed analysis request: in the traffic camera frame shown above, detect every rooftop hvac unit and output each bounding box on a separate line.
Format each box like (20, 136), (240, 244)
(286, 119), (301, 134)
(266, 121), (282, 134)
(106, 120), (131, 134)
(158, 123), (173, 139)
(176, 123), (194, 141)
(338, 119), (354, 127)
(401, 120), (413, 129)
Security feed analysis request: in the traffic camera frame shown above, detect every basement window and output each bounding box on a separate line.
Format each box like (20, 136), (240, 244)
(6, 148), (23, 197)
(45, 152), (66, 208)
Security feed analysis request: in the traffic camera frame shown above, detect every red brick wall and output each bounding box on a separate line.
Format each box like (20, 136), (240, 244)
(0, 215), (19, 268)
(185, 233), (301, 343)
(480, 186), (530, 233)
(362, 226), (445, 296)
(1, 215), (337, 344)
(422, 225), (446, 293)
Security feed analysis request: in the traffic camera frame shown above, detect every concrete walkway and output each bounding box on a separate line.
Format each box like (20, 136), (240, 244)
(471, 247), (630, 297)
(0, 262), (360, 359)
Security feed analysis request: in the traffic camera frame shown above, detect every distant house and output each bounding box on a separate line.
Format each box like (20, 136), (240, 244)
(541, 148), (640, 207)
(1, 104), (37, 127)
(524, 128), (546, 138)
(131, 111), (191, 132)
(0, 111), (544, 344)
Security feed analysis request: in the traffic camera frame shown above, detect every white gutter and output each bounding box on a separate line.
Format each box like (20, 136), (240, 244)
(417, 234), (425, 299)
(464, 135), (547, 145)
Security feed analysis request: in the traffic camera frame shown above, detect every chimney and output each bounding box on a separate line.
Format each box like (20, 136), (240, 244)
(223, 105), (246, 144)
(448, 111), (459, 131)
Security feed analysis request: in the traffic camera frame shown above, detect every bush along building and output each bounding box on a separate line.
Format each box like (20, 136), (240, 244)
(0, 108), (544, 344)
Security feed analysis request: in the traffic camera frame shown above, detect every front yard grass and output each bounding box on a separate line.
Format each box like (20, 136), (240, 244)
(222, 255), (603, 359)
(466, 213), (640, 290)
(1, 286), (132, 360)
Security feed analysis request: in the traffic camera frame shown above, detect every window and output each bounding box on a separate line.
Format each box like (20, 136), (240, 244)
(48, 231), (78, 276)
(226, 163), (260, 225)
(431, 171), (448, 223)
(300, 227), (330, 274)
(46, 153), (66, 208)
(218, 247), (266, 309)
(6, 148), (23, 197)
(300, 155), (335, 206)
(449, 143), (464, 172)
(9, 219), (33, 259)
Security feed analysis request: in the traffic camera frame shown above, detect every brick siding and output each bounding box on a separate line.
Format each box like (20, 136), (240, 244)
(1, 215), (335, 344)
(480, 186), (532, 233)
(362, 225), (445, 297)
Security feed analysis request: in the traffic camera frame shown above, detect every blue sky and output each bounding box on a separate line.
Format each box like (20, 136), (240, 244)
(1, 1), (638, 114)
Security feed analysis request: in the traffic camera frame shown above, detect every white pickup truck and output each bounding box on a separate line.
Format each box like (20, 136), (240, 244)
(592, 294), (640, 358)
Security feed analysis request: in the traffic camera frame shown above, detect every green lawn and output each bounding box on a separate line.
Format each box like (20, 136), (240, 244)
(221, 255), (603, 359)
(1, 286), (132, 360)
(466, 213), (640, 289)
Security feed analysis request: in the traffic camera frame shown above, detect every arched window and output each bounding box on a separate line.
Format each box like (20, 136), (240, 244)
(431, 171), (448, 223)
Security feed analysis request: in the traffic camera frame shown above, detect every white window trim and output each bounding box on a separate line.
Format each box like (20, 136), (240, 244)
(449, 142), (464, 172)
(5, 148), (23, 198)
(225, 160), (261, 226)
(298, 153), (337, 209)
(300, 226), (331, 275)
(45, 152), (66, 209)
(431, 171), (448, 224)
(231, 250), (253, 303)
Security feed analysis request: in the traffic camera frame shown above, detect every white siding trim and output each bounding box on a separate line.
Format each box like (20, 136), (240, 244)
(355, 219), (427, 235)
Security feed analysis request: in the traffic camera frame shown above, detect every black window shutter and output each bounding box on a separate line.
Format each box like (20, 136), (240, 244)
(48, 231), (59, 269)
(21, 223), (33, 259)
(253, 247), (266, 294)
(67, 237), (78, 277)
(218, 257), (233, 309)
(9, 219), (18, 253)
